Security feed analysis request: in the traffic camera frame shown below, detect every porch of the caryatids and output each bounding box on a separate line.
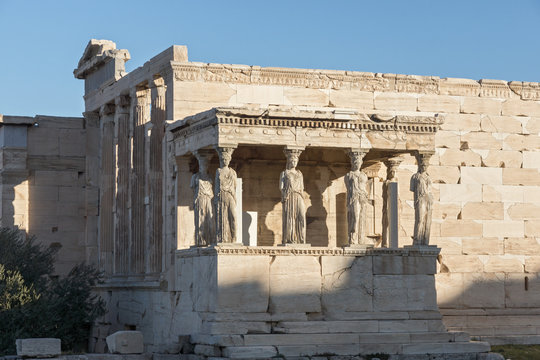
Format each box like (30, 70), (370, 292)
(344, 149), (370, 246)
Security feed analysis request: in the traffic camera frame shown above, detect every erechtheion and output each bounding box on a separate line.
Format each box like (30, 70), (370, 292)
(2, 39), (540, 358)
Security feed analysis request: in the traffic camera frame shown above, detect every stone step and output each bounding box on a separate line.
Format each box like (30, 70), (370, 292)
(221, 341), (490, 358)
(192, 331), (471, 347)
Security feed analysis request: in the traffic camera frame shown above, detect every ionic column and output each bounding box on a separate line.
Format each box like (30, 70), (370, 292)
(98, 103), (116, 274)
(345, 149), (370, 246)
(280, 147), (306, 245)
(410, 151), (434, 246)
(83, 110), (100, 265)
(149, 78), (166, 273)
(382, 157), (403, 248)
(131, 88), (149, 274)
(114, 95), (130, 274)
(214, 146), (238, 244)
(191, 149), (215, 246)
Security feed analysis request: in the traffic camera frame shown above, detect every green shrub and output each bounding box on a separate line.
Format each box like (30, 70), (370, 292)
(0, 228), (106, 355)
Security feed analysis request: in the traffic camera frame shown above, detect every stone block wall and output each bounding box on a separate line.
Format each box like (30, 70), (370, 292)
(170, 68), (540, 342)
(0, 115), (87, 275)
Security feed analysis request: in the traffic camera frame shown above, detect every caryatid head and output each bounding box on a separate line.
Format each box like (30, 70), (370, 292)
(194, 151), (209, 173)
(348, 150), (366, 172)
(218, 147), (235, 168)
(285, 149), (301, 170)
(416, 152), (432, 174)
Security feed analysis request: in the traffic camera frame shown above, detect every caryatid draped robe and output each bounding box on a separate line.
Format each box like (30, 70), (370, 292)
(215, 167), (237, 243)
(410, 171), (433, 245)
(280, 169), (306, 244)
(191, 173), (215, 246)
(345, 170), (369, 245)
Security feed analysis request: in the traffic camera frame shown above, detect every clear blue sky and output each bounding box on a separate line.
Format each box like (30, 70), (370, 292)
(1, 0), (539, 117)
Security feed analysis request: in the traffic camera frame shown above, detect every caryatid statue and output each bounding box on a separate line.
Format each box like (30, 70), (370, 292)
(410, 151), (434, 246)
(190, 150), (215, 246)
(345, 150), (369, 245)
(214, 146), (237, 243)
(280, 148), (306, 244)
(381, 157), (402, 248)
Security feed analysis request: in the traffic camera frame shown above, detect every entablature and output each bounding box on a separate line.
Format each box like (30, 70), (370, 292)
(169, 106), (443, 157)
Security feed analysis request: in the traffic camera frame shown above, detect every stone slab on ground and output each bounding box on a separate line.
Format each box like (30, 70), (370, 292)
(106, 331), (144, 354)
(16, 338), (61, 358)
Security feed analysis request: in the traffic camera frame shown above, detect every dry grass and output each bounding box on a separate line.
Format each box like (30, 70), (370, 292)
(491, 345), (540, 360)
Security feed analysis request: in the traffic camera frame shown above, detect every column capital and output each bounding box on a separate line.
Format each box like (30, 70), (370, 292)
(99, 103), (115, 117)
(115, 94), (131, 108)
(415, 150), (434, 167)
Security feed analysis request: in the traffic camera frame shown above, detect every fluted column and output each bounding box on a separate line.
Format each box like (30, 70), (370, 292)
(114, 95), (131, 274)
(382, 157), (403, 248)
(98, 103), (115, 274)
(149, 78), (166, 273)
(131, 88), (149, 274)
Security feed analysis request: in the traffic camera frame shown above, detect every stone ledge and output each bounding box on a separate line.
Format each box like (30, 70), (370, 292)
(176, 246), (441, 258)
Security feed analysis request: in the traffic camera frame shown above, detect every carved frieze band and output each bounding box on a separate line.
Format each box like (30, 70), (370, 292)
(171, 63), (540, 100)
(171, 112), (443, 140)
(175, 246), (440, 258)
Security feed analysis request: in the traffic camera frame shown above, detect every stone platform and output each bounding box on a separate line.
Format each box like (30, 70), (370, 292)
(172, 245), (491, 359)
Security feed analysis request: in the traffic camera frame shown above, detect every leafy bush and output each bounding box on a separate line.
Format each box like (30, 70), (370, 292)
(0, 228), (106, 355)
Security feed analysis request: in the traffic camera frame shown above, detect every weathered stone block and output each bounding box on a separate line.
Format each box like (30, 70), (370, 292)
(429, 166), (460, 184)
(418, 95), (460, 113)
(482, 184), (523, 203)
(480, 115), (522, 133)
(16, 338), (61, 357)
(462, 238), (503, 255)
(106, 331), (144, 354)
(439, 184), (482, 203)
(321, 256), (373, 312)
(483, 220), (524, 238)
(435, 273), (463, 307)
(269, 256), (321, 313)
(502, 99), (540, 117)
(440, 220), (482, 237)
(435, 131), (461, 149)
(438, 149), (481, 167)
(284, 87), (329, 106)
(523, 151), (540, 168)
(329, 89), (374, 110)
(461, 202), (503, 220)
(503, 134), (540, 151)
(374, 92), (417, 111)
(525, 220), (540, 237)
(507, 203), (540, 220)
(439, 255), (483, 273)
(217, 255), (269, 312)
(440, 113), (481, 132)
(460, 132), (502, 150)
(373, 255), (436, 275)
(503, 168), (540, 186)
(461, 97), (502, 115)
(481, 150), (522, 168)
(505, 273), (540, 308)
(222, 345), (277, 358)
(461, 167), (502, 185)
(462, 272), (505, 308)
(483, 256), (524, 273)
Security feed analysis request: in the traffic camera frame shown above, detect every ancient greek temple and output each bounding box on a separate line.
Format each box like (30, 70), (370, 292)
(9, 37), (540, 358)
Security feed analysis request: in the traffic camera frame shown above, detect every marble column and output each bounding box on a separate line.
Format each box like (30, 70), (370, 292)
(382, 157), (403, 248)
(131, 88), (149, 274)
(83, 110), (100, 266)
(149, 78), (166, 272)
(345, 149), (369, 246)
(98, 103), (115, 274)
(214, 146), (238, 244)
(114, 95), (131, 274)
(410, 151), (434, 246)
(280, 147), (306, 245)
